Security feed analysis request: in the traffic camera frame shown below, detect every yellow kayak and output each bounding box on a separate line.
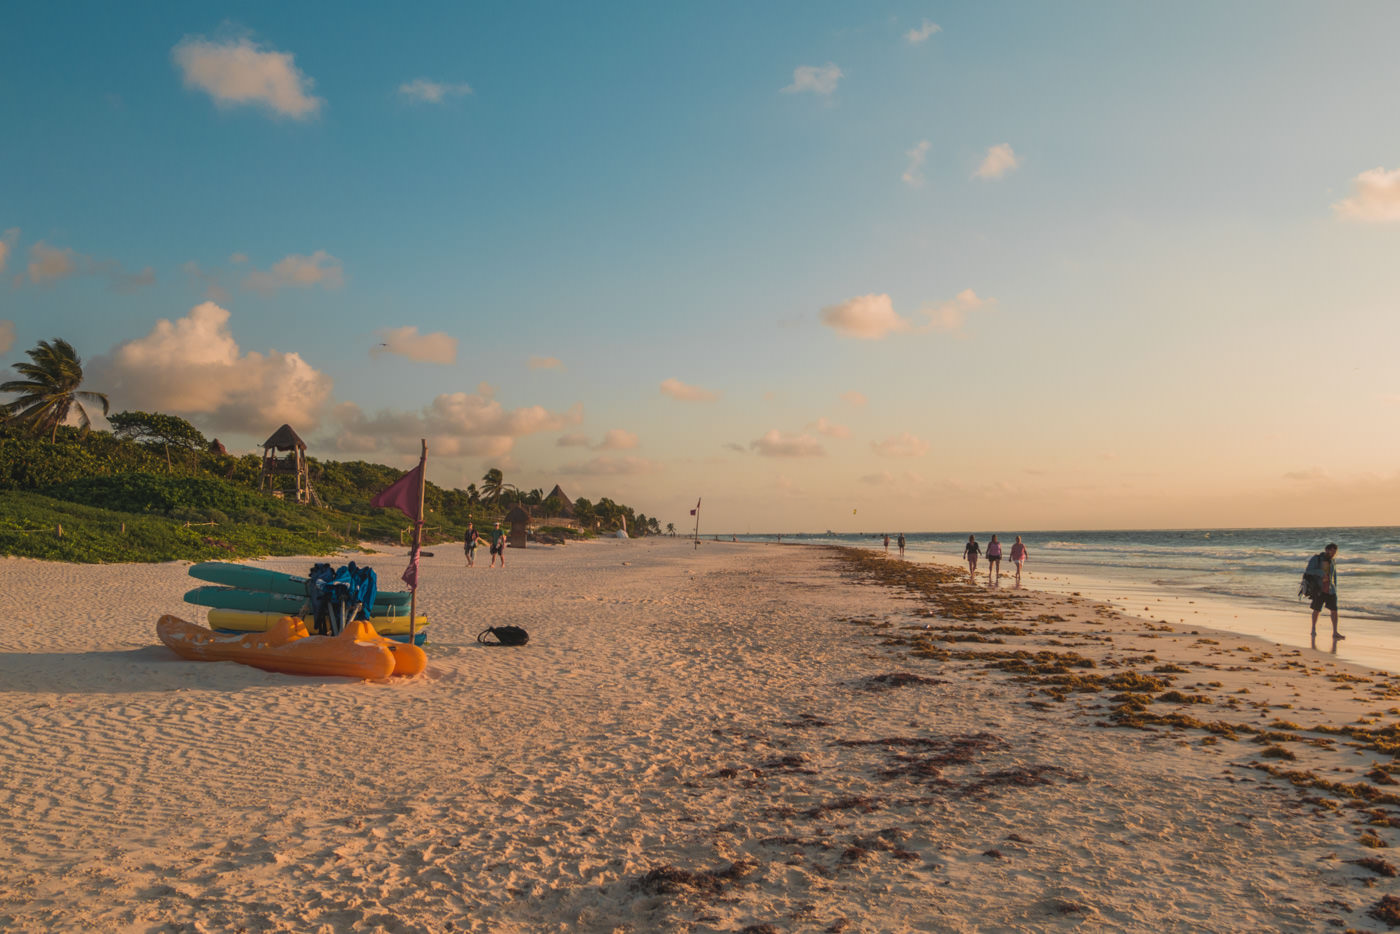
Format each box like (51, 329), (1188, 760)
(207, 607), (429, 636)
(159, 615), (427, 678)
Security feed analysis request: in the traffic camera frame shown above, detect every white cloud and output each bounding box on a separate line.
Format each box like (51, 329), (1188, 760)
(820, 294), (912, 339)
(905, 19), (941, 44)
(92, 301), (334, 434)
(660, 378), (720, 402)
(0, 320), (14, 355)
(242, 250), (343, 295)
(1333, 166), (1400, 223)
(842, 390), (868, 407)
(975, 143), (1019, 180)
(782, 63), (842, 95)
(330, 391), (581, 459)
(596, 428), (639, 450)
(808, 417), (850, 439)
(27, 242), (78, 284)
(902, 140), (930, 188)
(398, 78), (473, 103)
(922, 288), (990, 331)
(556, 432), (591, 447)
(172, 36), (322, 119)
(0, 228), (17, 275)
(529, 355), (564, 371)
(872, 432), (930, 457)
(751, 429), (825, 457)
(558, 456), (662, 476)
(372, 325), (457, 364)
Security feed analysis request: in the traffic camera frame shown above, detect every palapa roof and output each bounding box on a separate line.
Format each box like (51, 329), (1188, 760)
(545, 484), (574, 515)
(262, 424), (307, 451)
(505, 504), (531, 525)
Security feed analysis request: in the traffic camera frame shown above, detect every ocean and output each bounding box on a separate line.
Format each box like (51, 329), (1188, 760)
(723, 527), (1400, 623)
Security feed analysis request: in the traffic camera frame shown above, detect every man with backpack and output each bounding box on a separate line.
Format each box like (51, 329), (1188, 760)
(1303, 543), (1341, 641)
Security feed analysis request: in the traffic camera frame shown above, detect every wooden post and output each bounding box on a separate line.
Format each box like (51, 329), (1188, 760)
(408, 439), (427, 645)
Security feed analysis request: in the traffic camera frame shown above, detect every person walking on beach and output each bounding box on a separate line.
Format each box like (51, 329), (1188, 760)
(489, 521), (507, 568)
(963, 535), (981, 581)
(1304, 542), (1341, 640)
(986, 535), (1003, 585)
(1009, 536), (1028, 586)
(464, 521), (480, 568)
(883, 534), (890, 553)
(897, 532), (906, 557)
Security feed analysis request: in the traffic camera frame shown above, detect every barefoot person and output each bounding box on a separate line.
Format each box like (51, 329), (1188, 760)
(1009, 535), (1028, 586)
(489, 521), (507, 568)
(464, 521), (480, 568)
(897, 532), (905, 557)
(963, 535), (981, 581)
(986, 535), (1003, 586)
(1304, 543), (1341, 640)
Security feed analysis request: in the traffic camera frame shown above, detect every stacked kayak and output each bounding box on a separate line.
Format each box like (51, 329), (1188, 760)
(157, 615), (426, 678)
(185, 561), (429, 644)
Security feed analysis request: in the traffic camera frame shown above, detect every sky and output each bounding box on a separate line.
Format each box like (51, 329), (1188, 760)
(2, 1), (1399, 533)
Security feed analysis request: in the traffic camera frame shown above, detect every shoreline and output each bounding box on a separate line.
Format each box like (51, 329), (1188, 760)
(3, 539), (1400, 931)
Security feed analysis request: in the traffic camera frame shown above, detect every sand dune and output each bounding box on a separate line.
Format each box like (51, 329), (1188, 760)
(2, 539), (1398, 932)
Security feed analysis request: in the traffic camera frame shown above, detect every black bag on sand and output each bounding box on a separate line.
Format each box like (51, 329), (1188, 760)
(478, 625), (529, 646)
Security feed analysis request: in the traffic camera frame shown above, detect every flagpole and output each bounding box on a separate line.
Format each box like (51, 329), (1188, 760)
(692, 497), (701, 550)
(409, 439), (427, 644)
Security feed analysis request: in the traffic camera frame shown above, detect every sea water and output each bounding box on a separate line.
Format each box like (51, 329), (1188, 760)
(727, 527), (1400, 623)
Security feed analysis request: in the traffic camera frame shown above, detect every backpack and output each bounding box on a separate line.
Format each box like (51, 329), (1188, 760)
(1298, 554), (1323, 601)
(477, 625), (529, 646)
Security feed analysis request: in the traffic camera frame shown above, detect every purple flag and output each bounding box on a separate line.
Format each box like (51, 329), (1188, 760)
(401, 549), (419, 590)
(371, 464), (423, 520)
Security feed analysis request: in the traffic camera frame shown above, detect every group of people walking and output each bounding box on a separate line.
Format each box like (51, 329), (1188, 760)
(463, 521), (509, 568)
(962, 534), (1029, 587)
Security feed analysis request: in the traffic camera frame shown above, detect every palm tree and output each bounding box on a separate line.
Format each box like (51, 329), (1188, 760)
(0, 338), (109, 442)
(666, 522), (676, 537)
(480, 468), (504, 502)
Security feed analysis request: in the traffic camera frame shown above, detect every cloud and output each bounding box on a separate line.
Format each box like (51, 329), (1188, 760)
(975, 143), (1019, 180)
(0, 228), (17, 274)
(782, 63), (842, 95)
(529, 355), (564, 371)
(660, 378), (720, 402)
(558, 456), (662, 476)
(820, 294), (912, 339)
(751, 429), (825, 457)
(556, 432), (591, 447)
(902, 140), (930, 188)
(0, 320), (14, 355)
(905, 19), (941, 44)
(723, 442), (748, 454)
(872, 432), (929, 457)
(808, 417), (850, 439)
(596, 428), (639, 450)
(25, 241), (154, 291)
(398, 78), (473, 103)
(922, 288), (990, 331)
(92, 301), (334, 434)
(182, 260), (231, 303)
(172, 36), (322, 119)
(842, 390), (867, 407)
(1284, 467), (1330, 482)
(331, 390), (581, 459)
(242, 250), (344, 295)
(1333, 166), (1400, 223)
(27, 242), (78, 284)
(372, 325), (458, 364)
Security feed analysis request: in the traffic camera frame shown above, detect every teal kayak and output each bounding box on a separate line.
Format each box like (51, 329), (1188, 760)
(187, 562), (411, 608)
(184, 586), (411, 615)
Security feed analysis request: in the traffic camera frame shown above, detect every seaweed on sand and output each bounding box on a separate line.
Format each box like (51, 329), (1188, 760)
(634, 857), (761, 896)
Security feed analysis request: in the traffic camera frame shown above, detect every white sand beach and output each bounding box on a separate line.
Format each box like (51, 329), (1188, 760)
(2, 539), (1399, 932)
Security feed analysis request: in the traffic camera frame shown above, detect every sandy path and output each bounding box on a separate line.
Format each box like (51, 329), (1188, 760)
(1, 540), (1397, 932)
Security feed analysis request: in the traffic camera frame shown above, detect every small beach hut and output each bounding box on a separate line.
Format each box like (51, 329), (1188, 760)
(258, 424), (321, 506)
(506, 504), (531, 549)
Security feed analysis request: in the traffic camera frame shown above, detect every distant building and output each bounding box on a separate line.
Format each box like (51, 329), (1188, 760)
(505, 504), (531, 548)
(258, 424), (321, 506)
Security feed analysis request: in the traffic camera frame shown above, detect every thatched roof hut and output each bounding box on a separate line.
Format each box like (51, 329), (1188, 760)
(506, 504), (531, 548)
(262, 424), (307, 451)
(258, 424), (319, 506)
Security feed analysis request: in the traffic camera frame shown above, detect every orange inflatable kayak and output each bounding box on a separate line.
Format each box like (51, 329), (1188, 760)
(157, 615), (426, 679)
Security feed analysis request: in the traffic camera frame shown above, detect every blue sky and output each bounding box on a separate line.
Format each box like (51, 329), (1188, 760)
(3, 2), (1399, 531)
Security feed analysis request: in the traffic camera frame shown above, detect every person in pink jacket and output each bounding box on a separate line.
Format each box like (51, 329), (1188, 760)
(1009, 536), (1028, 586)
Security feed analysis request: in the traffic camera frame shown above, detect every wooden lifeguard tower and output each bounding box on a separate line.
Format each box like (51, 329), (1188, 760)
(258, 424), (321, 506)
